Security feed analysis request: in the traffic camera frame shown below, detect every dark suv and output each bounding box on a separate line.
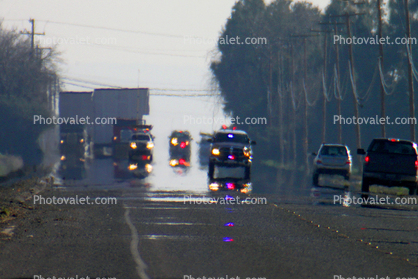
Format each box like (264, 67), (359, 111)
(208, 129), (256, 178)
(358, 138), (418, 195)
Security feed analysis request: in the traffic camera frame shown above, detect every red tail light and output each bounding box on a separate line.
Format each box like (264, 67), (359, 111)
(365, 156), (370, 163)
(179, 158), (186, 165)
(141, 155), (148, 160)
(415, 160), (418, 170)
(180, 142), (186, 148)
(346, 160), (351, 165)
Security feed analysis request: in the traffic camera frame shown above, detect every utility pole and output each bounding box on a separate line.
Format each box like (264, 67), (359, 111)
(311, 28), (334, 143)
(291, 34), (319, 174)
(290, 40), (297, 167)
(405, 0), (415, 141)
(20, 19), (45, 56)
(320, 22), (345, 144)
(269, 49), (273, 126)
(377, 0), (386, 137)
(330, 12), (364, 171)
(277, 49), (285, 167)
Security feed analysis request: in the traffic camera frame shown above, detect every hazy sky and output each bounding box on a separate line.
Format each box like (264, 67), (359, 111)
(0, 0), (330, 92)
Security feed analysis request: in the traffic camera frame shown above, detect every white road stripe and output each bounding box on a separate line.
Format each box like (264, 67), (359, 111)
(124, 203), (151, 279)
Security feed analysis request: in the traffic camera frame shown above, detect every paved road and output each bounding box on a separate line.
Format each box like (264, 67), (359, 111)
(0, 158), (417, 279)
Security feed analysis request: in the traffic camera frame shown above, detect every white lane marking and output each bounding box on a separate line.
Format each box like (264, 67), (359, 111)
(124, 204), (151, 279)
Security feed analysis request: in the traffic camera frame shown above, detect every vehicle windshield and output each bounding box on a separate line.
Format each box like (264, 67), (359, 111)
(369, 141), (417, 155)
(171, 132), (191, 139)
(213, 133), (250, 144)
(132, 134), (150, 141)
(320, 146), (347, 156)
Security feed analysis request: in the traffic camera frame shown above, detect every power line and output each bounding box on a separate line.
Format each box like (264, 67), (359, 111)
(62, 77), (219, 95)
(33, 19), (212, 41)
(84, 43), (207, 58)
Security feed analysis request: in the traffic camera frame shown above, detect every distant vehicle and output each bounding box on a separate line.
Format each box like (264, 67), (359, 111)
(59, 124), (88, 179)
(59, 88), (150, 159)
(169, 130), (192, 157)
(208, 128), (256, 179)
(113, 121), (152, 160)
(168, 130), (192, 169)
(312, 144), (352, 186)
(113, 123), (153, 179)
(92, 88), (150, 157)
(129, 132), (154, 163)
(358, 138), (418, 195)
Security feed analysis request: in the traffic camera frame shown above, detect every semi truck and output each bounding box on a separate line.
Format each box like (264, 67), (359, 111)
(91, 88), (150, 157)
(59, 88), (150, 160)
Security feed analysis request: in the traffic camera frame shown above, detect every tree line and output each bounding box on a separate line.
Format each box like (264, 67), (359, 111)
(211, 0), (418, 172)
(0, 23), (60, 165)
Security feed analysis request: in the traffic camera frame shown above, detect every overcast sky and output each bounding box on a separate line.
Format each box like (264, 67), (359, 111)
(0, 0), (330, 92)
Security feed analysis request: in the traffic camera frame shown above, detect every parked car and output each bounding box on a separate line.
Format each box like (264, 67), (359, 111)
(312, 144), (351, 186)
(358, 138), (418, 195)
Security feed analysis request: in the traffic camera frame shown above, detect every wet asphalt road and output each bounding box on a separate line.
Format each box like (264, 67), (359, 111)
(1, 155), (417, 279)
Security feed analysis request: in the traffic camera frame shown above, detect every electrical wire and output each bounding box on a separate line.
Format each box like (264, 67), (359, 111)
(334, 65), (342, 100)
(36, 20), (194, 39)
(303, 78), (320, 107)
(378, 57), (396, 96)
(322, 69), (333, 102)
(83, 43), (207, 58)
(290, 82), (297, 110)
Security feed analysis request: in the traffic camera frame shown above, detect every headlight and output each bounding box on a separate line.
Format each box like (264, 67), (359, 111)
(60, 155), (66, 161)
(80, 139), (84, 143)
(128, 164), (138, 170)
(171, 138), (178, 146)
(60, 140), (64, 144)
(243, 147), (251, 157)
(130, 142), (137, 149)
(169, 159), (179, 167)
(147, 142), (154, 149)
(209, 182), (219, 191)
(212, 148), (220, 156)
(145, 164), (153, 173)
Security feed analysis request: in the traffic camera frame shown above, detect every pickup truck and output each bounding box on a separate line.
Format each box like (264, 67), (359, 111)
(357, 138), (418, 195)
(207, 129), (256, 179)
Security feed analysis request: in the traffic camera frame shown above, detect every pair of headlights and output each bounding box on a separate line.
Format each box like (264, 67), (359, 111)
(130, 142), (154, 149)
(211, 147), (251, 157)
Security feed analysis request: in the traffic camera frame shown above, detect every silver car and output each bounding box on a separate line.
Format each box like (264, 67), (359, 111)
(312, 144), (352, 186)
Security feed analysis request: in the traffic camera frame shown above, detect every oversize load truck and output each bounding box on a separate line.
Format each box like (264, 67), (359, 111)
(92, 88), (150, 157)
